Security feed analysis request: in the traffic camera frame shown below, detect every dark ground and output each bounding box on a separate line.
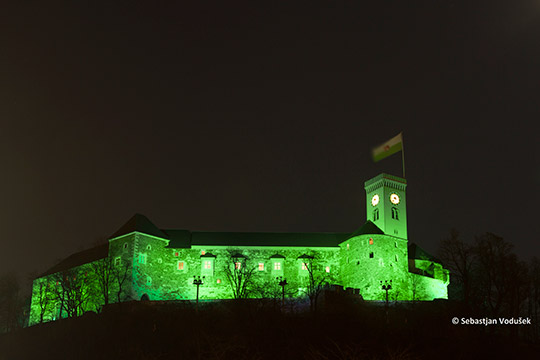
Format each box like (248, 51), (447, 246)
(1, 298), (539, 360)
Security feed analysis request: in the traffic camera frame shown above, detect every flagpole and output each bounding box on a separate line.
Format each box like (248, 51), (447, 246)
(401, 132), (406, 179)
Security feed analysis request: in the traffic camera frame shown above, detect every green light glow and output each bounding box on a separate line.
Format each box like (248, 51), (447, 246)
(28, 173), (448, 326)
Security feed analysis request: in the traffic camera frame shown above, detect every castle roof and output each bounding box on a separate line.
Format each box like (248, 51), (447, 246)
(408, 243), (441, 263)
(110, 213), (169, 240)
(349, 220), (385, 238)
(165, 231), (349, 248)
(40, 243), (108, 277)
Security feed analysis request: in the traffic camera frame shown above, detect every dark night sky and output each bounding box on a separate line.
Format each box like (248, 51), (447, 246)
(1, 1), (538, 281)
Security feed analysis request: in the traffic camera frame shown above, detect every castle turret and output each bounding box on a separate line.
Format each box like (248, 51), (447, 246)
(364, 173), (408, 240)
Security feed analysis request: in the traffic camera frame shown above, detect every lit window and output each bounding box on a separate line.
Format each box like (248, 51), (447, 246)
(174, 252), (179, 257)
(369, 252), (374, 259)
(346, 243), (349, 250)
(369, 238), (374, 245)
(301, 263), (308, 271)
(325, 266), (330, 273)
(274, 262), (281, 270)
(138, 253), (147, 264)
(114, 257), (121, 266)
(217, 279), (221, 284)
(178, 261), (185, 270)
(258, 263), (264, 271)
(204, 260), (212, 269)
(201, 250), (206, 255)
(235, 262), (241, 270)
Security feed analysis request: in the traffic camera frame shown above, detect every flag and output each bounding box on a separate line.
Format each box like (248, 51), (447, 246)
(371, 133), (403, 162)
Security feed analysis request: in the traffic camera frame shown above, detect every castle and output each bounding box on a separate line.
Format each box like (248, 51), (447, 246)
(29, 173), (449, 325)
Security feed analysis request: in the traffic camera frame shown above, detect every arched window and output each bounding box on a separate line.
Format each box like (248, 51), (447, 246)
(391, 207), (399, 220)
(373, 209), (379, 221)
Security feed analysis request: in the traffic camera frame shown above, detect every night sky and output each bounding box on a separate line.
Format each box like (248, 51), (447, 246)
(1, 1), (538, 281)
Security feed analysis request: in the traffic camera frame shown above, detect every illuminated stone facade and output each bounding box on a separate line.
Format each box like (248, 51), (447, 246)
(29, 173), (449, 325)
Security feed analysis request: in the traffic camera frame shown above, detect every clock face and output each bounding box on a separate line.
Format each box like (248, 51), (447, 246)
(371, 194), (380, 206)
(390, 193), (400, 205)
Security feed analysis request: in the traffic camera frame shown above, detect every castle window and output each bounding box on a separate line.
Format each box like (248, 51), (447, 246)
(395, 242), (397, 248)
(174, 252), (179, 257)
(201, 250), (206, 255)
(217, 279), (221, 284)
(234, 262), (242, 270)
(369, 238), (374, 245)
(395, 255), (398, 262)
(369, 252), (374, 258)
(146, 276), (152, 286)
(123, 243), (128, 249)
(373, 209), (379, 221)
(346, 243), (350, 250)
(146, 245), (151, 250)
(178, 261), (185, 270)
(301, 263), (308, 271)
(325, 266), (330, 273)
(273, 262), (281, 271)
(138, 253), (147, 264)
(391, 207), (399, 220)
(114, 257), (121, 266)
(204, 260), (212, 269)
(258, 263), (265, 271)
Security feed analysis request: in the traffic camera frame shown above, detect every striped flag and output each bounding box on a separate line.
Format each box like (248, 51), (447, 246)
(371, 133), (403, 162)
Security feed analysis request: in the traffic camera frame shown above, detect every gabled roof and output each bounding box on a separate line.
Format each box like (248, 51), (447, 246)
(349, 220), (385, 238)
(109, 214), (169, 240)
(408, 243), (441, 263)
(40, 243), (108, 278)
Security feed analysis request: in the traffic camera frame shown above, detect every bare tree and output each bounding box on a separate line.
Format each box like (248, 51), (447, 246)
(50, 267), (94, 318)
(91, 257), (115, 308)
(473, 233), (525, 317)
(33, 277), (54, 323)
(224, 252), (257, 299)
(438, 229), (475, 305)
(300, 255), (331, 314)
(113, 260), (131, 303)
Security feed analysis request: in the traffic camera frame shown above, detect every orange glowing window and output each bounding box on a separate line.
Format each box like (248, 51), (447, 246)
(204, 260), (212, 269)
(234, 262), (241, 270)
(178, 261), (184, 270)
(369, 238), (374, 245)
(258, 263), (264, 271)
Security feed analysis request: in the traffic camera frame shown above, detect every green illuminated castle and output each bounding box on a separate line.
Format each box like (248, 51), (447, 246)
(29, 173), (449, 325)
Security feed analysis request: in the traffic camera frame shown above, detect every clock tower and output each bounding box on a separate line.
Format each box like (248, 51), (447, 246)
(364, 173), (408, 240)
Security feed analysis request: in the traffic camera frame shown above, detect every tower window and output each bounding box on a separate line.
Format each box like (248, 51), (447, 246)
(373, 209), (379, 221)
(114, 257), (121, 266)
(123, 243), (128, 250)
(391, 207), (399, 220)
(178, 261), (185, 270)
(204, 260), (212, 269)
(234, 262), (242, 270)
(369, 252), (374, 258)
(138, 253), (147, 264)
(258, 263), (265, 271)
(325, 266), (330, 273)
(146, 245), (151, 250)
(395, 255), (398, 262)
(369, 238), (374, 245)
(395, 242), (397, 248)
(273, 262), (281, 271)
